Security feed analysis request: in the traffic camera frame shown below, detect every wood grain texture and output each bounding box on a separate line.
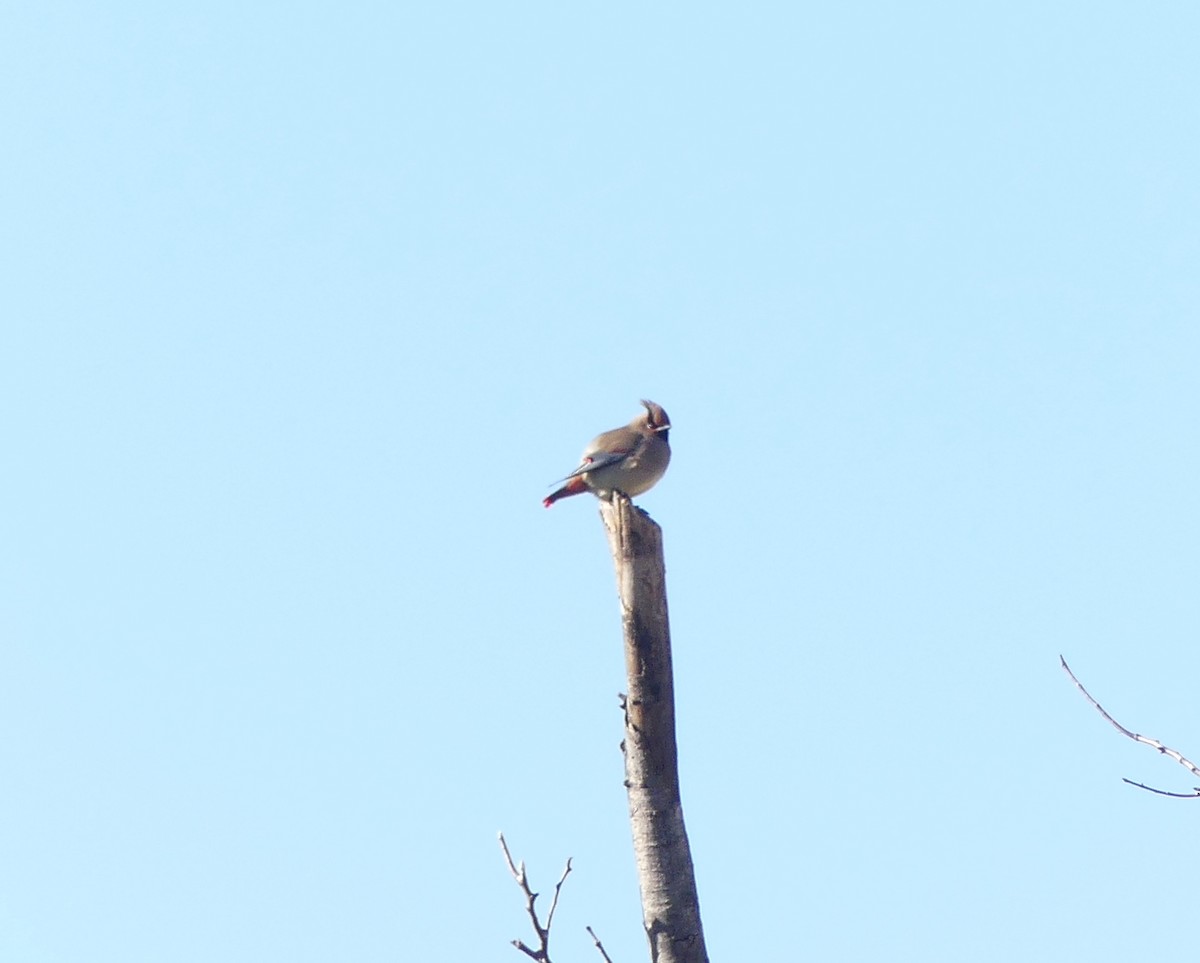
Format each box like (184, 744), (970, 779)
(600, 495), (708, 963)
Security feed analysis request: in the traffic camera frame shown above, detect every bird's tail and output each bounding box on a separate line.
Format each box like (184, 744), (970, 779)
(543, 475), (589, 508)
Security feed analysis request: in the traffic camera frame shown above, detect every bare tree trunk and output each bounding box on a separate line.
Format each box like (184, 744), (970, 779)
(599, 495), (709, 963)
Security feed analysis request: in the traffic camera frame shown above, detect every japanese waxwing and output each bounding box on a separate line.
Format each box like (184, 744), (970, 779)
(543, 400), (672, 508)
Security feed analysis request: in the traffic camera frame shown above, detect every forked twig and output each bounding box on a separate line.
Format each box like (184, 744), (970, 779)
(586, 925), (615, 963)
(498, 832), (574, 961)
(1060, 655), (1200, 797)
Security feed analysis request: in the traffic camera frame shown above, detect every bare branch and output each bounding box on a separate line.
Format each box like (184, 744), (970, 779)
(1060, 655), (1200, 797)
(498, 832), (574, 961)
(498, 832), (525, 884)
(544, 857), (573, 935)
(1122, 778), (1200, 799)
(586, 925), (616, 963)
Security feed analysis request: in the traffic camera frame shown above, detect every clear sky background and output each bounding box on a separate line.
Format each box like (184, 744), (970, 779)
(4, 3), (1199, 961)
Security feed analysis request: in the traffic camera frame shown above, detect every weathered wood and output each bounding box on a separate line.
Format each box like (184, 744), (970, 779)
(599, 495), (708, 963)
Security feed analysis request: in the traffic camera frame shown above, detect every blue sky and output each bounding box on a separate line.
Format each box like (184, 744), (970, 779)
(3, 3), (1199, 960)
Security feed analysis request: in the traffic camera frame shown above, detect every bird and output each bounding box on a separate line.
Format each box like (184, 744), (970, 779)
(543, 400), (672, 508)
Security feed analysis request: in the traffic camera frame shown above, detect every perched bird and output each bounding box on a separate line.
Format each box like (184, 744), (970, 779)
(543, 400), (672, 508)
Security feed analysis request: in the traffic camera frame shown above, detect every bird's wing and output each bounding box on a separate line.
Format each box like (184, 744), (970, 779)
(554, 447), (633, 483)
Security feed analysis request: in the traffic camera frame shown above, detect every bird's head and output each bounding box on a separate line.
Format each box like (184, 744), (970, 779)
(639, 400), (671, 441)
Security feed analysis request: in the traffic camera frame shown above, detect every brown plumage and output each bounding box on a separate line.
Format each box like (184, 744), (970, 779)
(543, 400), (672, 507)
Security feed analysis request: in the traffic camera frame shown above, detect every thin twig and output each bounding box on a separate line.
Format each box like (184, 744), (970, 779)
(586, 925), (615, 963)
(498, 832), (574, 961)
(544, 857), (573, 934)
(1122, 778), (1200, 798)
(1061, 655), (1200, 797)
(498, 831), (523, 880)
